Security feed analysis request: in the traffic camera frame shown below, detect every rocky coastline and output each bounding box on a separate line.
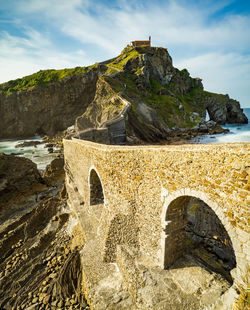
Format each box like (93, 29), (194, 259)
(0, 45), (249, 309)
(0, 46), (247, 143)
(0, 153), (88, 310)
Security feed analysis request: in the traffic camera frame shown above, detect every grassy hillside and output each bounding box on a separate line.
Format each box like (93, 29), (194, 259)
(0, 64), (98, 95)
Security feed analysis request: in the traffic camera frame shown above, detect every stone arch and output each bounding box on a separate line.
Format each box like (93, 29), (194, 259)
(89, 167), (104, 206)
(161, 189), (236, 280)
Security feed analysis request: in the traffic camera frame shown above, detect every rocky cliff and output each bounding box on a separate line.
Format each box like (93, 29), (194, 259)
(0, 66), (103, 139)
(0, 154), (88, 310)
(0, 46), (247, 141)
(76, 46), (247, 142)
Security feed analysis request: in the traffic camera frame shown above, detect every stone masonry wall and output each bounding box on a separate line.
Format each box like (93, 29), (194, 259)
(63, 139), (249, 291)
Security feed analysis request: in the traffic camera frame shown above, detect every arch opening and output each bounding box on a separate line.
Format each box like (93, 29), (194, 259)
(205, 108), (210, 121)
(163, 196), (236, 282)
(89, 169), (104, 206)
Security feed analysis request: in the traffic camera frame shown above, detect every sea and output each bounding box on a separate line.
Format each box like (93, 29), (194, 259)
(194, 108), (250, 144)
(0, 135), (58, 170)
(0, 109), (249, 169)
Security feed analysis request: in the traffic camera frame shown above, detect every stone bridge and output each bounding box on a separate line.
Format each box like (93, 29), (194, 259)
(64, 138), (249, 309)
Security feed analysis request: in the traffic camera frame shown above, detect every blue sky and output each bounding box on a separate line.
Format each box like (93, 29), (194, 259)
(0, 0), (250, 107)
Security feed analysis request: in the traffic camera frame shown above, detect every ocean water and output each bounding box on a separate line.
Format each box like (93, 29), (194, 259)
(0, 109), (249, 168)
(194, 108), (250, 144)
(0, 136), (58, 170)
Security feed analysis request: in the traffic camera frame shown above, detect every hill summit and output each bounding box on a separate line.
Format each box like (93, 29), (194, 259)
(0, 45), (247, 141)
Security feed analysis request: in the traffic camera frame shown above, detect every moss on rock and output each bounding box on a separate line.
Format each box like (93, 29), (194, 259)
(0, 45), (247, 140)
(0, 64), (99, 95)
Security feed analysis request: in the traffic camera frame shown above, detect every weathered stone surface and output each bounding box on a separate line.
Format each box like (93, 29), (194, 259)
(202, 94), (248, 125)
(75, 76), (127, 132)
(0, 154), (43, 195)
(64, 138), (249, 309)
(125, 46), (174, 86)
(1, 46), (247, 142)
(0, 153), (89, 310)
(0, 69), (101, 139)
(42, 157), (65, 186)
(0, 154), (45, 221)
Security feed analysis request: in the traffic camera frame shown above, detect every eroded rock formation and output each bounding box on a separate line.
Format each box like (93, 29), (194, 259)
(0, 154), (88, 310)
(0, 46), (247, 141)
(0, 69), (100, 139)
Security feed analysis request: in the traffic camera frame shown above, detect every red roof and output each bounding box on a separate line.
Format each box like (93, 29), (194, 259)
(131, 40), (150, 42)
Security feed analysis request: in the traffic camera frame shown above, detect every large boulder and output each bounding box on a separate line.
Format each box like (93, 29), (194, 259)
(0, 153), (45, 223)
(42, 157), (65, 186)
(204, 95), (248, 125)
(226, 99), (248, 123)
(124, 46), (174, 86)
(0, 153), (43, 198)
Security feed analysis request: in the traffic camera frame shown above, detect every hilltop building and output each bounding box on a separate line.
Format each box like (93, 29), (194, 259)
(131, 36), (151, 47)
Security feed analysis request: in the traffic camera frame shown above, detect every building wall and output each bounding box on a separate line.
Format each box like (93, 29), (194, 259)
(64, 138), (249, 287)
(131, 41), (151, 47)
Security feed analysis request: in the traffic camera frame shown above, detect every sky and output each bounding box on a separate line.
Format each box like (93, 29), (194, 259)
(0, 0), (250, 107)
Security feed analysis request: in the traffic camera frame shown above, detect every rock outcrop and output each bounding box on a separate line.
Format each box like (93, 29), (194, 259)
(0, 154), (89, 310)
(75, 76), (127, 131)
(123, 46), (175, 86)
(0, 68), (102, 139)
(74, 46), (248, 143)
(0, 153), (44, 217)
(193, 92), (248, 125)
(42, 156), (65, 186)
(0, 45), (247, 141)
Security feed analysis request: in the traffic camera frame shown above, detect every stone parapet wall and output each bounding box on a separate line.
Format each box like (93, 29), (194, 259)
(64, 138), (249, 296)
(76, 128), (109, 144)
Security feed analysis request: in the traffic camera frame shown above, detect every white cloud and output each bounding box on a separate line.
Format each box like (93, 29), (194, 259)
(16, 0), (85, 14)
(175, 52), (250, 107)
(0, 29), (93, 83)
(8, 0), (250, 54)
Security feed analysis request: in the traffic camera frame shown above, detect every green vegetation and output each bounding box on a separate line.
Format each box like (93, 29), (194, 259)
(180, 68), (189, 76)
(103, 76), (123, 93)
(107, 48), (140, 71)
(143, 78), (197, 128)
(149, 78), (163, 92)
(105, 67), (120, 75)
(108, 71), (204, 129)
(0, 63), (99, 95)
(233, 268), (250, 310)
(136, 67), (143, 75)
(103, 100), (124, 113)
(189, 88), (228, 103)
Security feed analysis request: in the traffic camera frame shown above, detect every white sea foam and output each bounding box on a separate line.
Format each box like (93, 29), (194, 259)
(196, 108), (250, 144)
(0, 136), (58, 170)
